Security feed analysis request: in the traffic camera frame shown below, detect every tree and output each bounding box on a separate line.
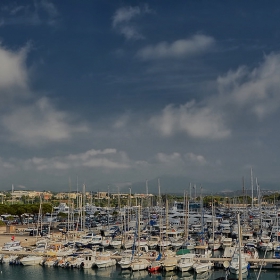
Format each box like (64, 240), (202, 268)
(41, 203), (53, 215)
(0, 204), (9, 215)
(25, 204), (40, 217)
(57, 212), (68, 222)
(9, 204), (27, 224)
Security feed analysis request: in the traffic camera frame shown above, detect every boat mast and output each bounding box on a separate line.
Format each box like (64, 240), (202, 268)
(107, 185), (110, 230)
(158, 178), (162, 254)
(118, 186), (120, 211)
(237, 213), (242, 280)
(251, 167), (254, 209)
(184, 191), (188, 241)
(212, 196), (215, 247)
(137, 205), (141, 259)
(36, 195), (42, 240)
(146, 180), (151, 231)
(200, 186), (204, 244)
(68, 177), (71, 233)
(166, 199), (169, 232)
(12, 184), (14, 205)
(256, 178), (260, 209)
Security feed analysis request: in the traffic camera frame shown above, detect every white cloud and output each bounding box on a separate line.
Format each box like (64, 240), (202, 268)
(156, 152), (182, 164)
(150, 52), (280, 140)
(22, 148), (130, 171)
(150, 151), (209, 177)
(150, 101), (231, 140)
(83, 158), (128, 169)
(155, 151), (207, 166)
(112, 5), (151, 40)
(67, 149), (118, 161)
(217, 52), (280, 119)
(1, 97), (88, 146)
(0, 41), (88, 147)
(112, 6), (141, 27)
(0, 147), (212, 189)
(137, 35), (215, 60)
(185, 153), (207, 165)
(119, 26), (144, 40)
(0, 44), (29, 92)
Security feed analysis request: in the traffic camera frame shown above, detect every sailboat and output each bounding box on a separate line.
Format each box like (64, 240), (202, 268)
(192, 244), (213, 274)
(229, 213), (249, 276)
(182, 192), (196, 250)
(129, 205), (149, 271)
(118, 250), (134, 269)
(161, 250), (178, 271)
(192, 193), (213, 274)
(148, 253), (162, 273)
(208, 201), (221, 251)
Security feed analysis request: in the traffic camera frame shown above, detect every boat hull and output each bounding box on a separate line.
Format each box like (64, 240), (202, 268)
(21, 257), (42, 266)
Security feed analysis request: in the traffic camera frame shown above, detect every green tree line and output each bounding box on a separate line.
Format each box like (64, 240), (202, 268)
(0, 203), (53, 224)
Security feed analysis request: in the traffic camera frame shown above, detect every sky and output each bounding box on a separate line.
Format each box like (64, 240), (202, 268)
(1, 0), (280, 195)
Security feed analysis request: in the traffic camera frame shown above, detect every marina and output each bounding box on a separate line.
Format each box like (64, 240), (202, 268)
(1, 197), (280, 279)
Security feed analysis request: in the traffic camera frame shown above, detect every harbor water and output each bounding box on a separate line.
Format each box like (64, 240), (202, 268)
(0, 263), (280, 280)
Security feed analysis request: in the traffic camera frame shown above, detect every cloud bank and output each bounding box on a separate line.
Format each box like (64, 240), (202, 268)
(149, 52), (280, 141)
(218, 52), (280, 119)
(0, 43), (88, 147)
(149, 101), (231, 140)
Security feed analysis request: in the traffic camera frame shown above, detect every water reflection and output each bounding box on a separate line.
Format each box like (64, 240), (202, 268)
(195, 270), (213, 280)
(178, 271), (194, 280)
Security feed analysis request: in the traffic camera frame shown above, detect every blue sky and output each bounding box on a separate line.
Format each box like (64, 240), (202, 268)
(1, 0), (280, 194)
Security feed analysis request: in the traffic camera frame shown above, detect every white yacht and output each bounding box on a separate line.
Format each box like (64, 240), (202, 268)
(1, 240), (22, 251)
(229, 252), (249, 275)
(177, 253), (195, 272)
(80, 250), (96, 269)
(162, 255), (178, 271)
(118, 250), (133, 269)
(130, 258), (150, 271)
(20, 255), (43, 266)
(221, 236), (233, 249)
(193, 260), (213, 274)
(208, 238), (221, 251)
(110, 236), (122, 249)
(95, 252), (116, 268)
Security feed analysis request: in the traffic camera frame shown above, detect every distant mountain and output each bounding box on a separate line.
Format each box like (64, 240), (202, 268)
(126, 175), (280, 196)
(126, 175), (237, 195)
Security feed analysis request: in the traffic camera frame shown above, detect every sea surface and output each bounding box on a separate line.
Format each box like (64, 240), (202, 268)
(0, 264), (279, 280)
(1, 250), (279, 280)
